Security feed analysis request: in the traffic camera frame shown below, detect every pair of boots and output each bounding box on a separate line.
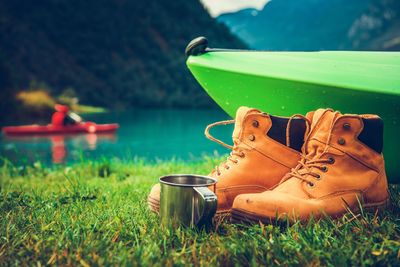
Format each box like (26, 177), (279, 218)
(148, 107), (389, 223)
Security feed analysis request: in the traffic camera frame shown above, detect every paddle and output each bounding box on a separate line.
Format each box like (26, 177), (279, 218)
(66, 111), (83, 124)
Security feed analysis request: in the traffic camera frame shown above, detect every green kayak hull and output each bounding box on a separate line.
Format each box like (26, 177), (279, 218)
(187, 50), (400, 183)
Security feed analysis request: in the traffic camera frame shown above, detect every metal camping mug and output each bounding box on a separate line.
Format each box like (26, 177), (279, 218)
(159, 174), (217, 228)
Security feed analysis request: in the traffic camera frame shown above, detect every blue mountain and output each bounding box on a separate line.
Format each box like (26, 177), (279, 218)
(218, 0), (400, 51)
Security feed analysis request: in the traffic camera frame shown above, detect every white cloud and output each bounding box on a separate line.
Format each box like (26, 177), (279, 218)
(200, 0), (270, 17)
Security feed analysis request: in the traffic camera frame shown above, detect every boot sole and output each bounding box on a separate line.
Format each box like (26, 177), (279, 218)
(147, 197), (232, 220)
(355, 199), (391, 214)
(147, 196), (160, 214)
(231, 208), (278, 224)
(231, 199), (391, 224)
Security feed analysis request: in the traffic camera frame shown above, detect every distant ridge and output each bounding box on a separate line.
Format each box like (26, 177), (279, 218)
(218, 0), (400, 51)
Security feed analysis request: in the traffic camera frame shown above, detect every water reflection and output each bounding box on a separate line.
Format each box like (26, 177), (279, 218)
(50, 135), (65, 164)
(0, 109), (232, 165)
(3, 133), (117, 164)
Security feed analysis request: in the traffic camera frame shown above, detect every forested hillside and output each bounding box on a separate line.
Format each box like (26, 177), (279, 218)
(0, 0), (245, 115)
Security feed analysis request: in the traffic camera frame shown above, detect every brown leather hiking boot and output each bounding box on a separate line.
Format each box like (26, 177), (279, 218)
(231, 109), (390, 223)
(147, 106), (310, 216)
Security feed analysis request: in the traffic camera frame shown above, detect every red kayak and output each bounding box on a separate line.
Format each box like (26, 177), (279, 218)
(2, 122), (119, 135)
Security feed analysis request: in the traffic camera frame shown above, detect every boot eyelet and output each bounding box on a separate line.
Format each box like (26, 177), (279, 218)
(240, 152), (245, 158)
(338, 138), (345, 145)
(308, 182), (315, 188)
(321, 166), (328, 172)
(248, 135), (256, 141)
(234, 160), (239, 164)
(315, 174), (321, 180)
(343, 123), (351, 130)
(225, 166), (230, 170)
(328, 157), (335, 164)
(252, 120), (259, 128)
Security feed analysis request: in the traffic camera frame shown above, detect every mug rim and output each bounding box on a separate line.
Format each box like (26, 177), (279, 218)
(159, 174), (217, 187)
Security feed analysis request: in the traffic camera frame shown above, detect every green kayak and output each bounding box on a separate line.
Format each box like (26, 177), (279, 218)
(186, 37), (400, 183)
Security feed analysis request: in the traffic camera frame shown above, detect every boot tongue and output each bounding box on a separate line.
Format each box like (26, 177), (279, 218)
(276, 109), (343, 197)
(305, 109), (342, 157)
(232, 106), (262, 140)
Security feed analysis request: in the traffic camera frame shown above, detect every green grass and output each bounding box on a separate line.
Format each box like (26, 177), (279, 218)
(0, 159), (399, 266)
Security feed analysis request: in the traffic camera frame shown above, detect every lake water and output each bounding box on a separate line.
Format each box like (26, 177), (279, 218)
(0, 109), (234, 165)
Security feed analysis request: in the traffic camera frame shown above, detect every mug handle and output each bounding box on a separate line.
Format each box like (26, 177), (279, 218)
(193, 186), (217, 227)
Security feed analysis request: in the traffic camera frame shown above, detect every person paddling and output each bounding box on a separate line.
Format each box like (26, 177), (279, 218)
(51, 104), (83, 126)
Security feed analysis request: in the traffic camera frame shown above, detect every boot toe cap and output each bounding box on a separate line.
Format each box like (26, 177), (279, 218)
(232, 191), (316, 222)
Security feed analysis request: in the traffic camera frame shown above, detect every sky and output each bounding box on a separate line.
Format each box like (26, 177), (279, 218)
(200, 0), (270, 17)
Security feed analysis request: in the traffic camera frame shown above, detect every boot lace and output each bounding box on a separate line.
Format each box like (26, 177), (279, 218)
(281, 154), (335, 186)
(204, 114), (312, 177)
(281, 110), (340, 187)
(204, 120), (246, 176)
